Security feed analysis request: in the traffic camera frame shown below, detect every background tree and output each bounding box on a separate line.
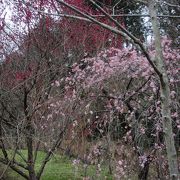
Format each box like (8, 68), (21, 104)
(158, 0), (180, 46)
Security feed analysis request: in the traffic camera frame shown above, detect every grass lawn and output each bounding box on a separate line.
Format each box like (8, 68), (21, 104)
(0, 150), (113, 180)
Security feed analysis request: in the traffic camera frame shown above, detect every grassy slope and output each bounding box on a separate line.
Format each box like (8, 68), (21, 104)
(0, 150), (113, 180)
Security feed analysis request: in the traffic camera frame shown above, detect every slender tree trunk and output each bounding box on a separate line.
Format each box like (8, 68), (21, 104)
(26, 116), (37, 180)
(24, 88), (37, 180)
(148, 1), (179, 179)
(138, 160), (150, 180)
(27, 134), (37, 180)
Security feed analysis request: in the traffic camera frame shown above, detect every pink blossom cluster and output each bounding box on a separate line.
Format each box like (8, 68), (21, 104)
(70, 47), (153, 89)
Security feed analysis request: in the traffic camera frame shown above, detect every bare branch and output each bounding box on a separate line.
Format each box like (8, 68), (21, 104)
(0, 158), (29, 179)
(55, 0), (128, 37)
(92, 14), (180, 18)
(158, 0), (180, 8)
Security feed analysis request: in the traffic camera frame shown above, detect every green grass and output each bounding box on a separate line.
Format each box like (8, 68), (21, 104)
(0, 150), (113, 180)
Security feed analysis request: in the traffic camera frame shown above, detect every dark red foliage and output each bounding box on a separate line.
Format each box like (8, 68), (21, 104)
(62, 0), (123, 53)
(15, 71), (31, 81)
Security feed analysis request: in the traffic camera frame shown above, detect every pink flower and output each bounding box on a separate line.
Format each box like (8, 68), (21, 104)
(55, 80), (60, 87)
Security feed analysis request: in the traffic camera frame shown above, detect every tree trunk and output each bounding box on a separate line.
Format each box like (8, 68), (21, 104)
(26, 120), (37, 180)
(148, 1), (179, 179)
(138, 161), (150, 180)
(24, 88), (37, 180)
(27, 134), (37, 180)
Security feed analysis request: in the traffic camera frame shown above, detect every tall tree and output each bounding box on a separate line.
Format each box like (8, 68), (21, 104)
(148, 0), (179, 179)
(158, 0), (180, 46)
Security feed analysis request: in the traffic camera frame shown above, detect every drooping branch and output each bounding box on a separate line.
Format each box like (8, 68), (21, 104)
(55, 0), (130, 38)
(55, 0), (162, 78)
